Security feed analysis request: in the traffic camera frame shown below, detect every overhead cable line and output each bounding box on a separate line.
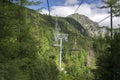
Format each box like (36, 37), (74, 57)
(98, 15), (117, 24)
(98, 15), (110, 23)
(46, 0), (53, 26)
(98, 10), (120, 24)
(74, 0), (84, 14)
(47, 0), (50, 17)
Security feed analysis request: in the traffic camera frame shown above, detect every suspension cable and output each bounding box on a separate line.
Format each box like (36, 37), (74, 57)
(74, 0), (84, 14)
(47, 0), (50, 16)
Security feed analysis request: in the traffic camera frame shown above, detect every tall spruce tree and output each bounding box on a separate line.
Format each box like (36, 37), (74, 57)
(6, 0), (41, 6)
(103, 0), (120, 16)
(95, 31), (120, 80)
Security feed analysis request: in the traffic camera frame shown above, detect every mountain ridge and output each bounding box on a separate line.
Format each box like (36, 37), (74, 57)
(0, 1), (95, 79)
(67, 13), (101, 37)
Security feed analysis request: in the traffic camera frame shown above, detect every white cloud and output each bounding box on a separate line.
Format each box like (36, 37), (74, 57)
(41, 3), (120, 28)
(41, 9), (49, 15)
(41, 5), (76, 17)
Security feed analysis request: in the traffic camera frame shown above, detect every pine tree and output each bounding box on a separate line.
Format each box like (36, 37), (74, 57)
(6, 0), (41, 6)
(96, 31), (120, 80)
(103, 0), (120, 16)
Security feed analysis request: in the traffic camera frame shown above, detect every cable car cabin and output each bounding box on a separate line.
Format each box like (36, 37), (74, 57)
(70, 41), (81, 51)
(69, 48), (80, 55)
(70, 48), (80, 51)
(51, 43), (60, 47)
(52, 43), (60, 47)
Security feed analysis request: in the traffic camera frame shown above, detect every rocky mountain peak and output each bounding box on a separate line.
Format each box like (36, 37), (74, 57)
(68, 13), (101, 37)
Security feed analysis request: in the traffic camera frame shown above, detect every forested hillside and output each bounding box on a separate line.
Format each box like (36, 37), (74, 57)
(68, 14), (100, 37)
(0, 1), (96, 80)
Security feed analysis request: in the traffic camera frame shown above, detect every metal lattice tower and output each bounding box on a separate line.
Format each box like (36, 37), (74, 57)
(53, 16), (68, 70)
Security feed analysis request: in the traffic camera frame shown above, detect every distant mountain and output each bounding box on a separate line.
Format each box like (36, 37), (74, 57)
(0, 1), (96, 79)
(68, 13), (101, 37)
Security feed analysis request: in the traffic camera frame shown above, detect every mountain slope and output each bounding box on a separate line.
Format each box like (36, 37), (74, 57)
(0, 1), (95, 80)
(68, 13), (100, 37)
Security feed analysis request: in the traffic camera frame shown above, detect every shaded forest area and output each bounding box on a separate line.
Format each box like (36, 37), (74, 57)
(0, 1), (94, 80)
(0, 0), (120, 80)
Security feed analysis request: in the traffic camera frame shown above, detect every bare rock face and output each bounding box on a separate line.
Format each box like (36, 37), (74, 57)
(68, 13), (102, 37)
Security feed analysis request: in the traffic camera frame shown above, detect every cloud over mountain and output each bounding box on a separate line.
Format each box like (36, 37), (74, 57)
(41, 3), (120, 28)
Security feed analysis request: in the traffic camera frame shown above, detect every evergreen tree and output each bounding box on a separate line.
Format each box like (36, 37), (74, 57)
(95, 31), (120, 80)
(6, 0), (41, 6)
(113, 1), (120, 16)
(103, 0), (120, 16)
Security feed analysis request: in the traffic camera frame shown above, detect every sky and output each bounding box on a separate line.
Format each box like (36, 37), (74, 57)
(28, 0), (120, 28)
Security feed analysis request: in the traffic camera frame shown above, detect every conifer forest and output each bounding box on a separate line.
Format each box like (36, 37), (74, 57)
(0, 0), (120, 80)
